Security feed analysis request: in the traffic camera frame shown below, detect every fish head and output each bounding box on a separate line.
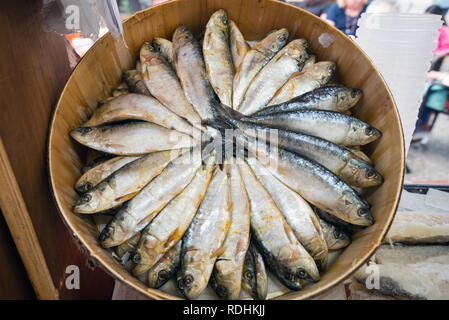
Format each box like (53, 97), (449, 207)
(331, 228), (351, 249)
(286, 39), (309, 63)
(340, 158), (384, 188)
(173, 25), (196, 48)
(148, 268), (171, 289)
(70, 126), (97, 145)
(341, 190), (374, 227)
(178, 261), (210, 299)
(336, 87), (363, 110)
(296, 256), (321, 283)
(210, 9), (228, 31)
(309, 61), (336, 83)
(140, 42), (166, 66)
(72, 191), (100, 214)
(347, 121), (382, 145)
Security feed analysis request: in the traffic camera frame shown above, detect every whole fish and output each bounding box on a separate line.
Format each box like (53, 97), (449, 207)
(148, 241), (182, 289)
(229, 20), (249, 71)
(268, 61), (336, 106)
(239, 161), (320, 290)
(140, 42), (201, 126)
(243, 109), (382, 146)
(233, 132), (374, 227)
(232, 29), (289, 109)
(203, 9), (234, 107)
(73, 150), (185, 214)
(83, 94), (199, 137)
(254, 86), (363, 116)
(319, 219), (351, 250)
(70, 122), (196, 155)
(173, 25), (218, 121)
(115, 232), (141, 258)
(238, 39), (309, 115)
(242, 242), (268, 300)
(122, 69), (150, 95)
(76, 156), (141, 193)
(132, 155), (216, 275)
(230, 118), (383, 187)
(210, 163), (250, 300)
(152, 37), (174, 68)
(178, 167), (231, 300)
(99, 148), (205, 248)
(247, 159), (328, 271)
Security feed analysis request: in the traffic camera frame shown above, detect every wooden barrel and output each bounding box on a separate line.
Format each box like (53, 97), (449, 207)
(48, 0), (405, 300)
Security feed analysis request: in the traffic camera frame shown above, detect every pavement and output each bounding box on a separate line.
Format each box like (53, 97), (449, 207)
(405, 113), (449, 184)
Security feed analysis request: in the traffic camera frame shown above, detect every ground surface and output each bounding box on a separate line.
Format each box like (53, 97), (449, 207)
(405, 114), (449, 184)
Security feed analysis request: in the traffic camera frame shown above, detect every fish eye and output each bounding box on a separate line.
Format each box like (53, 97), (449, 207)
(79, 127), (92, 134)
(244, 270), (253, 280)
(365, 127), (374, 136)
(345, 200), (352, 205)
(158, 270), (168, 281)
(365, 170), (376, 179)
(132, 253), (141, 264)
(357, 208), (369, 217)
(83, 182), (93, 191)
(81, 193), (92, 203)
(333, 230), (341, 239)
(183, 275), (194, 287)
(296, 269), (306, 279)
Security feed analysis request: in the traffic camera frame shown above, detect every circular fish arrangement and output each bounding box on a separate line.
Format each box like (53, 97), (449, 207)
(70, 9), (383, 300)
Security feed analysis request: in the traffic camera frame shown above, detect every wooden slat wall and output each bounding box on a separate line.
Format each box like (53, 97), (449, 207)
(0, 0), (115, 299)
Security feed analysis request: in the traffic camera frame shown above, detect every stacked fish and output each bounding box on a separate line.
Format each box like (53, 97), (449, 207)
(69, 9), (383, 300)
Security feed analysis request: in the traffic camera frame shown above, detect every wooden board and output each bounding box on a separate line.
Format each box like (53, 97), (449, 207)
(48, 0), (405, 300)
(0, 0), (115, 299)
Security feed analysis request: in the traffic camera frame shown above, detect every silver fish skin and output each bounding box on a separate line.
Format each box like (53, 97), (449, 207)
(70, 122), (197, 155)
(243, 109), (382, 146)
(122, 69), (150, 95)
(254, 86), (363, 116)
(73, 150), (185, 214)
(148, 240), (182, 289)
(232, 29), (289, 109)
(238, 39), (309, 115)
(319, 219), (351, 250)
(268, 61), (336, 106)
(231, 118), (383, 188)
(229, 20), (248, 71)
(99, 148), (205, 248)
(210, 163), (250, 300)
(140, 42), (201, 126)
(75, 156), (141, 193)
(132, 154), (216, 275)
(178, 167), (231, 300)
(241, 242), (268, 300)
(239, 161), (320, 290)
(247, 159), (328, 271)
(83, 93), (200, 137)
(173, 25), (218, 121)
(237, 134), (374, 227)
(203, 9), (234, 107)
(152, 37), (174, 68)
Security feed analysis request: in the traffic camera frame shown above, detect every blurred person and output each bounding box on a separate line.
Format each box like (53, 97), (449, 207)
(283, 0), (336, 17)
(326, 0), (369, 36)
(414, 5), (449, 144)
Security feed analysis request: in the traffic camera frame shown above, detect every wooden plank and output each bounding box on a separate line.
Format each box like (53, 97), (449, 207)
(0, 210), (36, 299)
(0, 0), (115, 299)
(0, 138), (58, 299)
